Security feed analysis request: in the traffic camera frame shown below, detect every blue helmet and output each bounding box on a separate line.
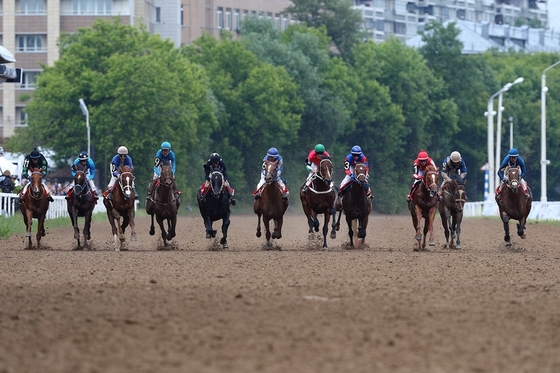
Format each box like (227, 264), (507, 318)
(267, 147), (279, 158)
(161, 141), (171, 150)
(351, 145), (362, 155)
(78, 151), (89, 161)
(508, 148), (519, 157)
(30, 149), (41, 159)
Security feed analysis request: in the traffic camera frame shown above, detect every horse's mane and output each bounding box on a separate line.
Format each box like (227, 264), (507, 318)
(426, 165), (437, 172)
(120, 165), (133, 173)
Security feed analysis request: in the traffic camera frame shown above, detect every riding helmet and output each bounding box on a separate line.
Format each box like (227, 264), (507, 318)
(450, 151), (461, 163)
(267, 147), (279, 158)
(161, 141), (171, 150)
(508, 148), (519, 157)
(314, 144), (325, 154)
(118, 146), (128, 155)
(30, 149), (41, 159)
(210, 153), (221, 163)
(79, 151), (89, 161)
(351, 145), (362, 155)
(417, 150), (429, 160)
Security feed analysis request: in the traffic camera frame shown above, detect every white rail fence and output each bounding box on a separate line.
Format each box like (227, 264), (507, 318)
(2, 192), (560, 221)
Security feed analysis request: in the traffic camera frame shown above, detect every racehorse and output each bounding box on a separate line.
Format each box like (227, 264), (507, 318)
(198, 170), (231, 249)
(332, 163), (372, 247)
(300, 158), (337, 249)
(254, 159), (289, 248)
(103, 165), (136, 250)
(146, 160), (180, 248)
(67, 163), (96, 249)
(408, 164), (439, 251)
(495, 166), (532, 246)
(438, 175), (467, 249)
(19, 168), (50, 249)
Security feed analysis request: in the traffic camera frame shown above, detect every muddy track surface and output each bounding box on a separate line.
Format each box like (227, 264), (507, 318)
(1, 212), (560, 373)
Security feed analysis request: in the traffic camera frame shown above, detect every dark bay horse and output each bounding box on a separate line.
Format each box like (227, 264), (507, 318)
(67, 163), (95, 249)
(254, 159), (289, 248)
(333, 163), (372, 247)
(495, 166), (532, 246)
(198, 170), (230, 249)
(103, 165), (136, 250)
(438, 175), (467, 249)
(19, 168), (50, 249)
(300, 158), (336, 249)
(146, 161), (180, 248)
(408, 164), (439, 251)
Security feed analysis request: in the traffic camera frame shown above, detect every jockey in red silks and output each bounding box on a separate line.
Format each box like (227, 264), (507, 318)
(253, 147), (289, 200)
(338, 145), (373, 199)
(198, 152), (236, 206)
(302, 143), (331, 195)
(406, 149), (438, 202)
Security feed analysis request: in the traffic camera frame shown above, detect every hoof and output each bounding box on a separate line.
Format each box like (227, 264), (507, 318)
(521, 234), (527, 239)
(429, 241), (435, 246)
(131, 236), (137, 242)
(206, 233), (212, 239)
(149, 228), (155, 235)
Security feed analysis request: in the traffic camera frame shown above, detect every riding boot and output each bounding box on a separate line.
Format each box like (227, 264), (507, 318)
(230, 193), (236, 206)
(92, 190), (99, 200)
(48, 195), (54, 202)
(406, 194), (411, 203)
(107, 191), (113, 200)
(367, 188), (374, 200)
(133, 188), (139, 199)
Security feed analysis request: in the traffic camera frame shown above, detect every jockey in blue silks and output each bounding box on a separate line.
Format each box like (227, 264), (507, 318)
(147, 141), (180, 198)
(497, 147), (529, 197)
(253, 147), (289, 200)
(104, 145), (138, 200)
(68, 151), (98, 199)
(338, 145), (373, 199)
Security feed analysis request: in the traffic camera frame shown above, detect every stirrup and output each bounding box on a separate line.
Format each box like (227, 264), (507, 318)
(48, 196), (54, 202)
(230, 197), (236, 206)
(406, 194), (411, 202)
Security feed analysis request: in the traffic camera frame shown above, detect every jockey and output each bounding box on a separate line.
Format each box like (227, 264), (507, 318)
(253, 147), (289, 200)
(199, 152), (236, 205)
(20, 149), (54, 202)
(497, 148), (528, 196)
(104, 146), (139, 200)
(406, 149), (438, 202)
(67, 151), (99, 199)
(437, 151), (467, 200)
(147, 141), (180, 198)
(302, 143), (332, 195)
(338, 145), (373, 199)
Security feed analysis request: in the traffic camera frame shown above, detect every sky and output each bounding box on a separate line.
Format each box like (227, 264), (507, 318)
(548, 2), (560, 32)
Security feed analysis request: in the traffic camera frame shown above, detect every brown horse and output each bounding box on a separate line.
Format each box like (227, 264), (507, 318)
(438, 175), (467, 249)
(19, 168), (50, 249)
(334, 163), (372, 247)
(495, 166), (532, 246)
(300, 158), (336, 249)
(408, 164), (439, 251)
(146, 160), (180, 248)
(103, 165), (136, 250)
(254, 159), (289, 248)
(67, 163), (96, 250)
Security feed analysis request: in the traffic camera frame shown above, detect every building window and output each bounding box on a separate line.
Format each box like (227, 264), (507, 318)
(17, 35), (46, 52)
(234, 9), (240, 31)
(155, 7), (161, 23)
(283, 15), (289, 30)
(275, 15), (281, 29)
(19, 71), (40, 89)
(217, 8), (223, 29)
(71, 0), (112, 15)
(16, 108), (29, 127)
(17, 0), (46, 14)
(364, 17), (374, 30)
(243, 10), (248, 21)
(225, 8), (232, 30)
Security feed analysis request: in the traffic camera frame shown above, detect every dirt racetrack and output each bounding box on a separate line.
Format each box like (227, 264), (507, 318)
(1, 210), (560, 373)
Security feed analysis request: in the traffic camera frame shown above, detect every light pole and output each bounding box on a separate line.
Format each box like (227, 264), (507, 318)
(541, 60), (560, 202)
(509, 116), (514, 149)
(78, 98), (90, 156)
(495, 77), (523, 191)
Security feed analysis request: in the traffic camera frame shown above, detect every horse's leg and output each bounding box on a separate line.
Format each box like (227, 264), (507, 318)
(322, 214), (331, 249)
(450, 213), (457, 248)
(25, 208), (33, 249)
(275, 216), (283, 240)
(346, 215), (354, 247)
(427, 207), (437, 247)
(263, 217), (272, 247)
(205, 216), (215, 238)
(413, 207), (423, 251)
(168, 214), (177, 240)
(149, 213), (156, 236)
(220, 213), (230, 249)
(156, 215), (167, 246)
(36, 215), (45, 250)
(455, 213), (463, 249)
(502, 214), (512, 246)
(256, 213), (262, 238)
(358, 215), (368, 244)
(330, 206), (339, 239)
(128, 209), (136, 242)
(517, 217), (527, 239)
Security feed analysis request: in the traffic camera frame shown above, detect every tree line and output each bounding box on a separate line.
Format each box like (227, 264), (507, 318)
(7, 12), (560, 213)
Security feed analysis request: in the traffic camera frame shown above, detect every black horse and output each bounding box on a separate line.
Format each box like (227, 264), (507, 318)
(198, 170), (231, 249)
(67, 163), (96, 250)
(438, 175), (467, 249)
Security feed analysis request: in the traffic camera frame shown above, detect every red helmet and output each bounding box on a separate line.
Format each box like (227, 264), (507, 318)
(417, 150), (429, 160)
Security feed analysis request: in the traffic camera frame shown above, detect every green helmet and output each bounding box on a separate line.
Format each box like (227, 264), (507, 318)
(314, 144), (325, 154)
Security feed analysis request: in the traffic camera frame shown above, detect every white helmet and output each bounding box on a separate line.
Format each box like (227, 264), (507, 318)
(118, 146), (128, 155)
(450, 151), (461, 163)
